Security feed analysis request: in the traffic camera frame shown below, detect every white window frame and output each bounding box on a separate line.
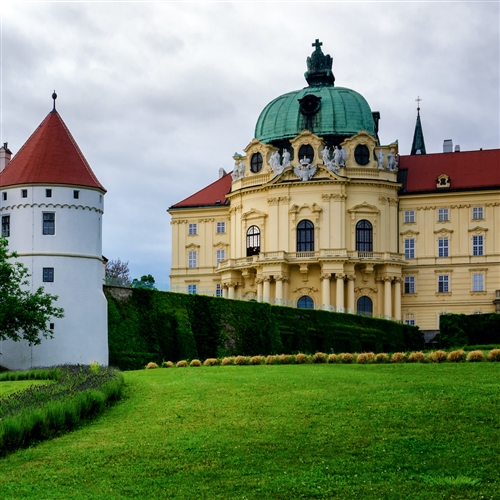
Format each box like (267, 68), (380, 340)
(187, 284), (197, 295)
(404, 210), (415, 223)
(1, 215), (10, 237)
(438, 237), (449, 257)
(472, 206), (484, 220)
(188, 223), (197, 235)
(404, 276), (415, 294)
(404, 313), (416, 326)
(438, 275), (449, 293)
(188, 250), (197, 268)
(216, 222), (226, 234)
(43, 212), (55, 235)
(216, 249), (226, 264)
(472, 273), (484, 292)
(438, 208), (449, 222)
(404, 238), (415, 259)
(472, 235), (484, 256)
(215, 283), (223, 297)
(43, 267), (54, 282)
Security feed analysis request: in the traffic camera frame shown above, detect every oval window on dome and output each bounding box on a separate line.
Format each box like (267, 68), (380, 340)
(298, 144), (314, 163)
(354, 145), (370, 166)
(250, 153), (263, 173)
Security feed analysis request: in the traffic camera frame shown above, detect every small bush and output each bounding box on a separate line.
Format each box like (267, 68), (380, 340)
(190, 359), (201, 367)
(176, 360), (188, 368)
(429, 350), (448, 363)
(487, 349), (500, 362)
(161, 361), (174, 368)
(357, 352), (375, 364)
(408, 351), (426, 363)
(391, 352), (406, 363)
(295, 353), (310, 364)
(234, 355), (248, 366)
(340, 353), (354, 364)
(466, 350), (485, 362)
(221, 357), (234, 366)
(203, 358), (219, 366)
(312, 352), (327, 364)
(145, 362), (159, 370)
(327, 353), (338, 364)
(278, 354), (295, 365)
(249, 356), (264, 365)
(265, 355), (276, 365)
(375, 353), (389, 363)
(447, 350), (466, 362)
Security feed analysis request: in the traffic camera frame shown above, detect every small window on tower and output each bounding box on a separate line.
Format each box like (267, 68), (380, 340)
(50, 323), (55, 330)
(2, 192), (6, 201)
(43, 267), (54, 282)
(46, 189), (52, 198)
(73, 190), (80, 199)
(22, 189), (28, 198)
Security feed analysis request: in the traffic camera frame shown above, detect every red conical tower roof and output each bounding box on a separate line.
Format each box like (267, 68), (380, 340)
(0, 109), (106, 192)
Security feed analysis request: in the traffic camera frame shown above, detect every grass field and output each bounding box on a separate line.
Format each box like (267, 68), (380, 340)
(0, 380), (52, 398)
(1, 363), (499, 499)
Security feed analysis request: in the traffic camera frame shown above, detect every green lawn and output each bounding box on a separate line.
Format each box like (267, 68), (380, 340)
(0, 380), (52, 398)
(1, 364), (499, 499)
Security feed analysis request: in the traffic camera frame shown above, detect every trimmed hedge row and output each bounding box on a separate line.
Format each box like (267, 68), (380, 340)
(106, 288), (421, 370)
(438, 313), (500, 348)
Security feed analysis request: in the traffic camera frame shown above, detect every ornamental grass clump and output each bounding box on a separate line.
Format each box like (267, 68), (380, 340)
(145, 362), (159, 370)
(249, 355), (264, 365)
(447, 349), (466, 362)
(340, 353), (354, 364)
(391, 352), (406, 363)
(176, 360), (188, 368)
(327, 353), (338, 364)
(161, 361), (174, 368)
(312, 352), (327, 364)
(375, 353), (389, 363)
(466, 350), (486, 362)
(487, 349), (500, 362)
(203, 358), (219, 366)
(295, 353), (309, 364)
(265, 355), (276, 365)
(190, 359), (201, 367)
(356, 352), (375, 364)
(234, 355), (248, 366)
(278, 354), (295, 364)
(408, 351), (426, 363)
(221, 357), (234, 366)
(429, 350), (448, 363)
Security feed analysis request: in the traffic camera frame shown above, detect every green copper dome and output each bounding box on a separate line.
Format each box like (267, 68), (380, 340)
(255, 40), (378, 145)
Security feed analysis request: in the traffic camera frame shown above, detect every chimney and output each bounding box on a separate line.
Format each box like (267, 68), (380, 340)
(454, 145), (460, 152)
(219, 168), (227, 179)
(0, 142), (12, 172)
(443, 139), (453, 153)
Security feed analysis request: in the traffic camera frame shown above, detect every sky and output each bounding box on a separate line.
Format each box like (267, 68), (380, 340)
(1, 2), (499, 288)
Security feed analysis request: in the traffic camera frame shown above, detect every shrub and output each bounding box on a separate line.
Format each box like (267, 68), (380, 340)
(265, 355), (276, 365)
(429, 350), (448, 363)
(161, 361), (174, 368)
(391, 352), (406, 363)
(221, 357), (234, 366)
(145, 362), (159, 369)
(466, 350), (485, 362)
(357, 352), (375, 364)
(408, 351), (426, 363)
(327, 353), (338, 364)
(203, 358), (219, 366)
(340, 353), (354, 364)
(295, 353), (310, 364)
(487, 349), (500, 362)
(176, 360), (188, 368)
(375, 353), (389, 363)
(278, 354), (295, 364)
(447, 350), (466, 362)
(190, 359), (201, 367)
(249, 355), (264, 365)
(312, 352), (327, 364)
(234, 355), (248, 366)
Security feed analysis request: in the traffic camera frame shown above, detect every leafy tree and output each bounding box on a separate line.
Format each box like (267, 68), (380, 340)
(132, 274), (156, 290)
(0, 237), (64, 345)
(105, 258), (131, 287)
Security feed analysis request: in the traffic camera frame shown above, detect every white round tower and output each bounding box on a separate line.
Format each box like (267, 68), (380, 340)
(0, 95), (108, 369)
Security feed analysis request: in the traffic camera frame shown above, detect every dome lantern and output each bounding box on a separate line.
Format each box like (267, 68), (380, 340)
(304, 39), (335, 87)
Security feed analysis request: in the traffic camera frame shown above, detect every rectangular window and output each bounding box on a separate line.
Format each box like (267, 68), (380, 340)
(188, 223), (197, 235)
(21, 189), (28, 198)
(46, 189), (52, 198)
(438, 208), (449, 221)
(43, 213), (55, 235)
(472, 206), (484, 220)
(2, 215), (10, 237)
(404, 313), (416, 326)
(216, 222), (226, 233)
(404, 210), (415, 223)
(404, 276), (415, 294)
(404, 238), (415, 259)
(216, 283), (223, 297)
(187, 284), (197, 295)
(216, 249), (226, 264)
(472, 235), (484, 256)
(188, 250), (197, 268)
(73, 190), (79, 199)
(438, 275), (449, 293)
(43, 267), (54, 282)
(472, 273), (484, 292)
(2, 192), (6, 201)
(438, 237), (449, 257)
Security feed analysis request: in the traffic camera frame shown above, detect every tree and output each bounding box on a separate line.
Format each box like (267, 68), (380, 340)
(105, 258), (131, 287)
(0, 237), (64, 345)
(132, 274), (156, 290)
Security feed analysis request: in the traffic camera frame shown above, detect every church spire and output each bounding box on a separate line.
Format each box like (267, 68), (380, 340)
(411, 96), (426, 155)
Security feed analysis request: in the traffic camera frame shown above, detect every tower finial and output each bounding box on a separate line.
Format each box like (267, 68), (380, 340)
(304, 40), (335, 87)
(415, 95), (422, 116)
(52, 91), (57, 112)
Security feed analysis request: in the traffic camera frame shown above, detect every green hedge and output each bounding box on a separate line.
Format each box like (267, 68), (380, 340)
(437, 313), (500, 348)
(106, 287), (421, 370)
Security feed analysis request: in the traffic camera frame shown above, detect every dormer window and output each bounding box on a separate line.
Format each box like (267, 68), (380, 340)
(436, 174), (450, 189)
(250, 153), (263, 173)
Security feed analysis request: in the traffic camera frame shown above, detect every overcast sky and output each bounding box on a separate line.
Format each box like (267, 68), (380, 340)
(1, 2), (499, 288)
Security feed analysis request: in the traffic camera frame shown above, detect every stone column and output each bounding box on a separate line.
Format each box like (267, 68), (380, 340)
(228, 282), (236, 300)
(256, 278), (263, 303)
(335, 273), (345, 312)
(384, 277), (392, 319)
(222, 285), (228, 299)
(393, 278), (402, 321)
(282, 277), (290, 307)
(275, 277), (284, 306)
(346, 275), (355, 313)
(263, 277), (271, 304)
(321, 273), (331, 311)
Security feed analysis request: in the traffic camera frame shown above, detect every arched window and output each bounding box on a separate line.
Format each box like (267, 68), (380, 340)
(297, 296), (314, 309)
(357, 296), (373, 316)
(297, 219), (314, 252)
(246, 226), (260, 256)
(356, 220), (372, 252)
(298, 144), (314, 163)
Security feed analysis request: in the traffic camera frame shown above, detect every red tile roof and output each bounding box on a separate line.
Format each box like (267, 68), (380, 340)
(399, 149), (500, 193)
(170, 172), (232, 208)
(0, 111), (105, 191)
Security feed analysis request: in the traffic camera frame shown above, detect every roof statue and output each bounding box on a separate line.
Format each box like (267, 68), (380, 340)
(305, 39), (335, 87)
(411, 96), (427, 155)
